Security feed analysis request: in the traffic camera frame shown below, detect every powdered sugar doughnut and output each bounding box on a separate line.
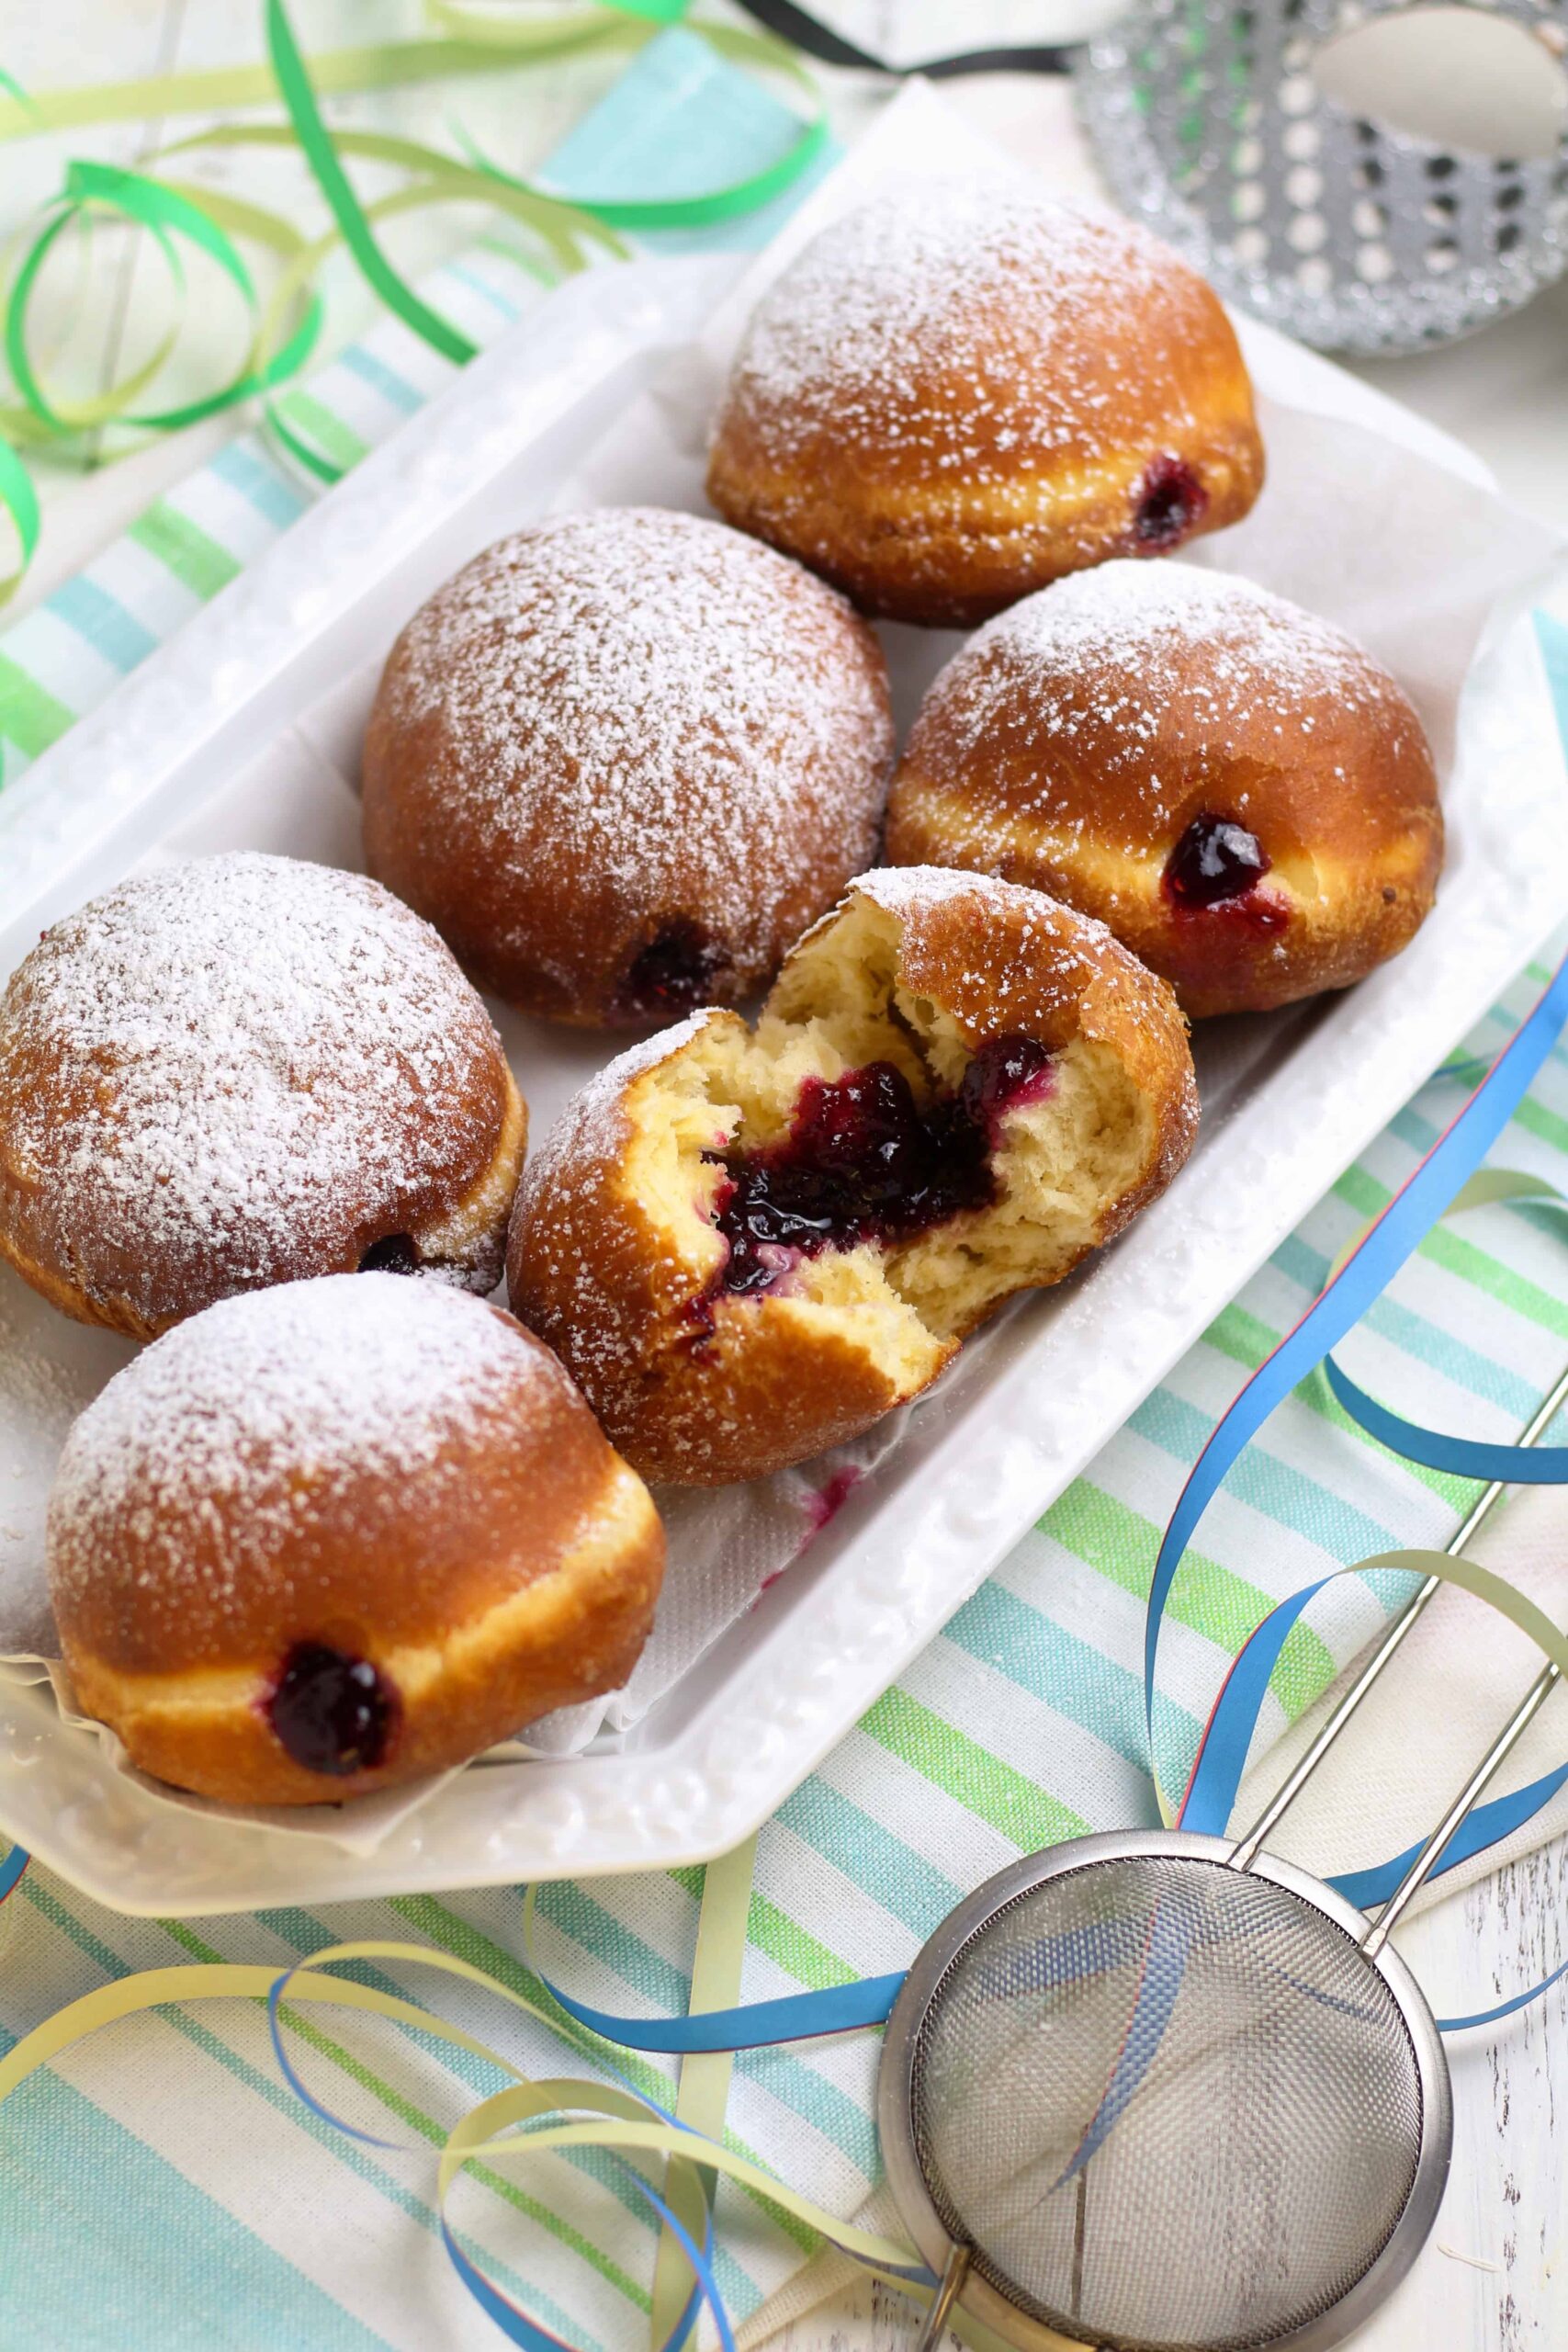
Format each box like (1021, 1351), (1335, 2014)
(706, 183), (1265, 628)
(0, 852), (527, 1338)
(48, 1274), (664, 1804)
(886, 564), (1442, 1018)
(361, 506), (896, 1028)
(510, 869), (1197, 1485)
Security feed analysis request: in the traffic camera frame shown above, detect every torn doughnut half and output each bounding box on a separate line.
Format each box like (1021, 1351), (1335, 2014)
(509, 871), (1199, 1487)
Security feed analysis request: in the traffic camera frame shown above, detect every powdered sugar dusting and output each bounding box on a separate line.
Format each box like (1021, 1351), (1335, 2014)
(849, 866), (1169, 1046)
(942, 564), (1386, 752)
(0, 853), (508, 1325)
(372, 508), (892, 984)
(853, 863), (1110, 947)
(716, 182), (1182, 473)
(47, 1275), (553, 1629)
(909, 562), (1416, 848)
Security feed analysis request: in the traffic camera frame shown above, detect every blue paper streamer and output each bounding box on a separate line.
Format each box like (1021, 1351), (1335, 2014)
(534, 1962), (907, 2052)
(264, 1956), (728, 2352)
(1144, 946), (1568, 1769)
(1324, 1353), (1568, 1483)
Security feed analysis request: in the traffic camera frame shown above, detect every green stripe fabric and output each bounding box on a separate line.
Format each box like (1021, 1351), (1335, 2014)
(127, 502), (243, 599)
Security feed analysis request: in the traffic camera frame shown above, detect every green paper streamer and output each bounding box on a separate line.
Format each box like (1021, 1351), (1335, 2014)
(0, 3), (827, 603)
(0, 435), (39, 604)
(265, 0), (476, 367)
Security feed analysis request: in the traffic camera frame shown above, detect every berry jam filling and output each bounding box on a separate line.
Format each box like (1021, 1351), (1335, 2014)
(1133, 453), (1208, 550)
(359, 1232), (419, 1274)
(266, 1642), (397, 1777)
(619, 922), (728, 1020)
(709, 1035), (1054, 1299)
(1164, 813), (1272, 910)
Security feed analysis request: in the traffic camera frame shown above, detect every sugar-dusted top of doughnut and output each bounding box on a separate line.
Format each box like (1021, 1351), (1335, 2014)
(370, 507), (893, 962)
(47, 1275), (587, 1641)
(908, 562), (1431, 830)
(717, 182), (1191, 469)
(0, 852), (505, 1306)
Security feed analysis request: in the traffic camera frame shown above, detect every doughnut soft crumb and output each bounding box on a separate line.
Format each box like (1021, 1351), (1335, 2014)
(511, 871), (1198, 1486)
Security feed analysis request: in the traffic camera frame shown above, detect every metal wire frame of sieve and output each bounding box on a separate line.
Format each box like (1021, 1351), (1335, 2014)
(878, 1832), (1451, 2352)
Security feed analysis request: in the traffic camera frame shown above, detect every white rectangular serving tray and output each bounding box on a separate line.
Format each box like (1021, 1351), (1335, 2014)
(1, 93), (1565, 1915)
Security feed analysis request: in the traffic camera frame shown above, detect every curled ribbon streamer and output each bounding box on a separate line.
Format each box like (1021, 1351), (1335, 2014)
(0, 1), (827, 594)
(4, 161), (324, 442)
(0, 1942), (931, 2352)
(1145, 947), (1568, 1815)
(721, 0), (1077, 79)
(0, 436), (39, 599)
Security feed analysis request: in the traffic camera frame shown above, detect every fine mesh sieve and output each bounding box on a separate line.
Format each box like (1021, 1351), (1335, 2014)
(877, 1365), (1568, 2352)
(878, 1836), (1450, 2352)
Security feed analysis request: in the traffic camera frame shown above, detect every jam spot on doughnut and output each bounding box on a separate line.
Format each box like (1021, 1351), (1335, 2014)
(709, 1036), (1054, 1298)
(1164, 815), (1288, 937)
(1134, 454), (1208, 551)
(1164, 815), (1271, 908)
(359, 1232), (419, 1274)
(619, 923), (728, 1021)
(267, 1643), (397, 1776)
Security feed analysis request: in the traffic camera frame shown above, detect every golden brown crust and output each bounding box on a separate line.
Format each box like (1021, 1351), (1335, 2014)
(511, 874), (1197, 1486)
(830, 871), (1200, 1248)
(706, 187), (1263, 628)
(510, 1010), (937, 1487)
(362, 508), (895, 1025)
(0, 854), (526, 1336)
(884, 568), (1442, 1018)
(48, 1279), (664, 1805)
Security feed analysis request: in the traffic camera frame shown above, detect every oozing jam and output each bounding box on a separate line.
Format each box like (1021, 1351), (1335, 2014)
(266, 1642), (397, 1776)
(708, 1035), (1054, 1299)
(619, 922), (728, 1020)
(1133, 453), (1208, 550)
(359, 1232), (419, 1274)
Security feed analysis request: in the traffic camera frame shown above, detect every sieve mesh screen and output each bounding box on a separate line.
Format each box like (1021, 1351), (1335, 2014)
(909, 1856), (1424, 2352)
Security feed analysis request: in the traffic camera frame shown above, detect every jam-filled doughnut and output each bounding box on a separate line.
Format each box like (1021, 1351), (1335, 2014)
(706, 184), (1264, 628)
(47, 1273), (665, 1804)
(362, 507), (894, 1027)
(0, 852), (526, 1338)
(885, 564), (1443, 1018)
(510, 869), (1197, 1486)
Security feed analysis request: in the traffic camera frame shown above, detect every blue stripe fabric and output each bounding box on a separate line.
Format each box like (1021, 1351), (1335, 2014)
(44, 577), (160, 672)
(337, 345), (426, 415)
(208, 436), (310, 529)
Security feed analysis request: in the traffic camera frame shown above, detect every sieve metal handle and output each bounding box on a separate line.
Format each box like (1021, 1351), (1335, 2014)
(1361, 1654), (1562, 1955)
(911, 2245), (970, 2352)
(1228, 1355), (1568, 1874)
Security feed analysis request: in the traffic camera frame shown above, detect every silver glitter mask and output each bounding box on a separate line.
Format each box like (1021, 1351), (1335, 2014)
(1075, 0), (1568, 351)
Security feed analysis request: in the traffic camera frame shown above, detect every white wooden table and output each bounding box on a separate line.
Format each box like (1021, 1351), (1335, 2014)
(7, 7), (1568, 2347)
